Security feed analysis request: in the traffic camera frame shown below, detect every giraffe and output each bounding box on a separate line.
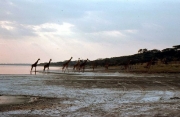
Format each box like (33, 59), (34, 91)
(73, 58), (80, 72)
(62, 57), (73, 73)
(31, 58), (40, 74)
(124, 60), (131, 71)
(79, 59), (89, 73)
(161, 58), (169, 65)
(104, 62), (109, 70)
(43, 59), (52, 71)
(144, 58), (154, 71)
(92, 62), (97, 71)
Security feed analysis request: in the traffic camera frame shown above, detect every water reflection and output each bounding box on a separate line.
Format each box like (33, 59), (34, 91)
(0, 95), (38, 105)
(0, 65), (60, 75)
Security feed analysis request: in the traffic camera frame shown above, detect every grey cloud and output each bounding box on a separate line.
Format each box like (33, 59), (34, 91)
(0, 22), (37, 39)
(0, 0), (180, 46)
(2, 0), (180, 31)
(0, 0), (86, 25)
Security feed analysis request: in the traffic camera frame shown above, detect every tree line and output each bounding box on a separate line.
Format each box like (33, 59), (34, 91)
(87, 45), (180, 67)
(39, 45), (180, 67)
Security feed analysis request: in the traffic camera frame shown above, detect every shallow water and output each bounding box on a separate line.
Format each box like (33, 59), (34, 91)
(0, 65), (61, 75)
(1, 65), (179, 78)
(0, 95), (37, 105)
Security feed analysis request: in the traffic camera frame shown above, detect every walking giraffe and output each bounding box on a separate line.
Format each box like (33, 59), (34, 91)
(124, 60), (131, 71)
(144, 58), (154, 71)
(79, 59), (89, 72)
(30, 58), (40, 74)
(73, 58), (81, 72)
(104, 62), (109, 70)
(43, 59), (52, 71)
(62, 57), (73, 73)
(92, 62), (97, 71)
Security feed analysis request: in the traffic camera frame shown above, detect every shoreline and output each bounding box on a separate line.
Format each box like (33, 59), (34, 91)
(0, 70), (180, 116)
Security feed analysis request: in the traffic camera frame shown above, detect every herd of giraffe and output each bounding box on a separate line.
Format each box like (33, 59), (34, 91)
(121, 58), (154, 72)
(30, 57), (154, 74)
(30, 57), (89, 74)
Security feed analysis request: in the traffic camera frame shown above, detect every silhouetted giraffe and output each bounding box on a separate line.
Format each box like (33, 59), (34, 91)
(124, 60), (131, 71)
(144, 58), (154, 71)
(161, 58), (169, 65)
(104, 63), (109, 70)
(79, 59), (88, 72)
(43, 59), (52, 71)
(62, 57), (73, 73)
(73, 58), (80, 72)
(31, 58), (40, 73)
(92, 62), (97, 71)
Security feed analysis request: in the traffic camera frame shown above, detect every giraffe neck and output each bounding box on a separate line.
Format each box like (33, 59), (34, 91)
(35, 60), (39, 65)
(83, 60), (88, 64)
(68, 58), (72, 63)
(65, 58), (72, 65)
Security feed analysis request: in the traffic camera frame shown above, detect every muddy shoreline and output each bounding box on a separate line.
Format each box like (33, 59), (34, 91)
(0, 97), (66, 111)
(0, 72), (180, 117)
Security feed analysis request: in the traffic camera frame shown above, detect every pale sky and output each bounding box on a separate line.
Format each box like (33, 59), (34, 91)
(0, 0), (180, 63)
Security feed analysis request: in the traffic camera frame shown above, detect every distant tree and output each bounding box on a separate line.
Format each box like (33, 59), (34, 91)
(142, 48), (148, 53)
(161, 48), (175, 52)
(138, 49), (143, 53)
(150, 49), (161, 53)
(173, 45), (180, 51)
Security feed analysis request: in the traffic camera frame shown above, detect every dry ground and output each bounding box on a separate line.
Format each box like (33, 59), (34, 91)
(0, 69), (180, 117)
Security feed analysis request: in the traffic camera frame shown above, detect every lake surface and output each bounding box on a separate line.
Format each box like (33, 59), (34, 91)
(1, 65), (178, 78)
(0, 65), (61, 74)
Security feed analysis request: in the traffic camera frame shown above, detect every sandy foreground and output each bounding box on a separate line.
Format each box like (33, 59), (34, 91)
(0, 70), (180, 117)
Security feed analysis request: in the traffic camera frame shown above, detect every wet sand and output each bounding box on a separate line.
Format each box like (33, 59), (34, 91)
(0, 69), (180, 117)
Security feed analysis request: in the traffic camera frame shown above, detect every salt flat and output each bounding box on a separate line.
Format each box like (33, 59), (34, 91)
(0, 72), (180, 117)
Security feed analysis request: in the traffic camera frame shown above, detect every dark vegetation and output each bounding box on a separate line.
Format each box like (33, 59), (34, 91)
(39, 45), (180, 67)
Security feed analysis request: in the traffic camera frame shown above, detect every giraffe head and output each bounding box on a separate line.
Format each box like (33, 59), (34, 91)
(38, 58), (40, 61)
(86, 58), (89, 62)
(50, 59), (52, 61)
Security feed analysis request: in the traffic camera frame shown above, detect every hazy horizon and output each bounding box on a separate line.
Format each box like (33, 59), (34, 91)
(0, 0), (180, 63)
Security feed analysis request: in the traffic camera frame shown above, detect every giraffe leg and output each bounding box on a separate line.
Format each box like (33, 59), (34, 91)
(79, 67), (80, 72)
(35, 67), (36, 75)
(83, 67), (85, 73)
(30, 66), (33, 74)
(66, 67), (68, 73)
(67, 65), (69, 73)
(31, 66), (33, 71)
(62, 66), (64, 72)
(64, 66), (66, 73)
(76, 66), (79, 72)
(73, 66), (75, 72)
(73, 66), (75, 71)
